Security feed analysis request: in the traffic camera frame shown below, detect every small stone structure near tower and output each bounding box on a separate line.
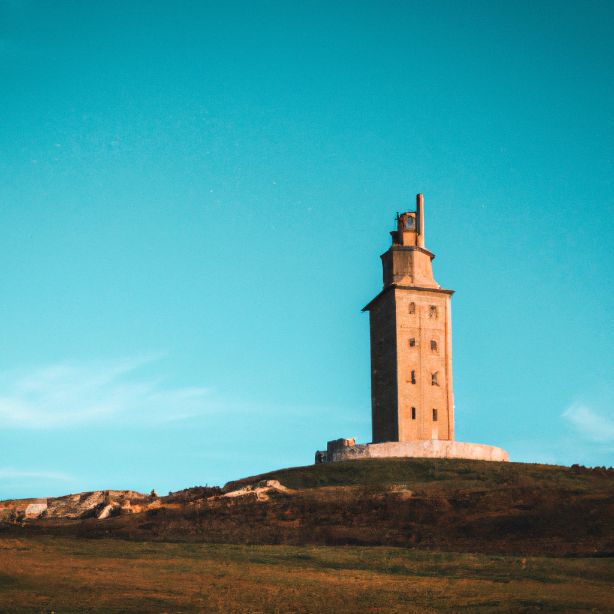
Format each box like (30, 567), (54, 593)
(316, 194), (508, 463)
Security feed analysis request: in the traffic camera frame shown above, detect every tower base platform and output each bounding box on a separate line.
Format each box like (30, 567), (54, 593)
(315, 438), (509, 464)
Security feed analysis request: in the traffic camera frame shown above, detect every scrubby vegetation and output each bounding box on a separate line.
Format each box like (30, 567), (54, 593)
(3, 459), (612, 557)
(164, 485), (222, 503)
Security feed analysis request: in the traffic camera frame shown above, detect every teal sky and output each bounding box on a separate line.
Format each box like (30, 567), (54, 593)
(1, 1), (612, 499)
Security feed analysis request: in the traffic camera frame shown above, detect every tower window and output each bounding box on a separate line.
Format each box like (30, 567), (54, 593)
(431, 372), (439, 386)
(429, 305), (438, 319)
(411, 407), (416, 420)
(432, 408), (438, 421)
(408, 302), (416, 314)
(410, 370), (416, 384)
(409, 338), (416, 347)
(430, 340), (438, 352)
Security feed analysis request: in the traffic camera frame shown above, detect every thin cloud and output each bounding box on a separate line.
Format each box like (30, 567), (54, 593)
(501, 402), (614, 466)
(562, 404), (614, 443)
(0, 356), (210, 428)
(0, 468), (72, 481)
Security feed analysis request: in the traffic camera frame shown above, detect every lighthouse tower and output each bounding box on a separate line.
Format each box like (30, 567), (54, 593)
(315, 193), (508, 463)
(362, 194), (454, 443)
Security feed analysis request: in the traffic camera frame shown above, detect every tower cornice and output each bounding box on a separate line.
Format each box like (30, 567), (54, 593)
(382, 245), (436, 261)
(361, 283), (455, 312)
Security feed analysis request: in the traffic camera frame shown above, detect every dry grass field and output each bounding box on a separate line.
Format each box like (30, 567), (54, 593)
(0, 536), (613, 613)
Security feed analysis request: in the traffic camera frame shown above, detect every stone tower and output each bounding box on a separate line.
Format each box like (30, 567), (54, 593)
(363, 194), (455, 444)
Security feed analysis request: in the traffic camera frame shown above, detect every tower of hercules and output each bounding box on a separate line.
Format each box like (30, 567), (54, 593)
(362, 194), (454, 444)
(315, 193), (508, 463)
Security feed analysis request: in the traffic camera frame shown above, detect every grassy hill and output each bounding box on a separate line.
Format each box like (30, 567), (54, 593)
(5, 458), (613, 557)
(225, 456), (610, 490)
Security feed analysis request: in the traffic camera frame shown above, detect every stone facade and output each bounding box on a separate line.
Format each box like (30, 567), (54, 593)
(363, 194), (454, 443)
(324, 440), (509, 463)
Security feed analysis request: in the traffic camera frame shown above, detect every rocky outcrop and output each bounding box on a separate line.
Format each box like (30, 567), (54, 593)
(0, 481), (290, 522)
(24, 502), (48, 519)
(0, 490), (153, 521)
(221, 480), (292, 502)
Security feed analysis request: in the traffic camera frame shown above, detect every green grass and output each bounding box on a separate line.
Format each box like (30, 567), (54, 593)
(226, 458), (607, 492)
(0, 537), (612, 613)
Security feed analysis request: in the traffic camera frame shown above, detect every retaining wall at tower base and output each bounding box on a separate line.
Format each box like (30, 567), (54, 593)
(316, 440), (509, 463)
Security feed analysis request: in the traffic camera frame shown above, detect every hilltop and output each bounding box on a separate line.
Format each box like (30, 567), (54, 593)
(1, 458), (613, 557)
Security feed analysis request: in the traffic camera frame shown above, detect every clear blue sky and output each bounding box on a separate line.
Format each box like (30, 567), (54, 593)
(1, 1), (612, 499)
